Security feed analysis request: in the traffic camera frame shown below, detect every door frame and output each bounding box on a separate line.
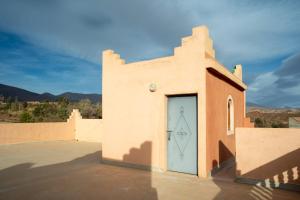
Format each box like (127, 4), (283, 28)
(165, 93), (198, 175)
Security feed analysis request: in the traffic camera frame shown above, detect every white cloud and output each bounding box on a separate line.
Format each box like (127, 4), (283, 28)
(0, 0), (299, 66)
(247, 53), (300, 107)
(248, 72), (278, 92)
(0, 0), (300, 105)
(285, 84), (300, 96)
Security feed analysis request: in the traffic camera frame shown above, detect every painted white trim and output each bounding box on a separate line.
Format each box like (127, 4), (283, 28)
(227, 95), (234, 135)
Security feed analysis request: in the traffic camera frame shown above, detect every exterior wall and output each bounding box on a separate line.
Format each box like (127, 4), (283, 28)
(75, 113), (103, 142)
(236, 128), (300, 186)
(206, 70), (245, 173)
(102, 27), (211, 176)
(0, 109), (103, 145)
(102, 26), (247, 177)
(0, 122), (74, 145)
(243, 117), (254, 128)
(102, 51), (205, 173)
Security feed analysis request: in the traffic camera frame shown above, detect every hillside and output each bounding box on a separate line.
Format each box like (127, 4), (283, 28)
(246, 106), (300, 128)
(0, 83), (101, 103)
(58, 92), (101, 103)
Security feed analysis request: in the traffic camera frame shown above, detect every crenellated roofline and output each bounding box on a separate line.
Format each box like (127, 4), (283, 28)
(102, 26), (247, 90)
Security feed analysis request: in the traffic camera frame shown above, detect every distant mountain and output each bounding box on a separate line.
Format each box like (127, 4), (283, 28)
(39, 92), (57, 101)
(246, 102), (265, 108)
(58, 92), (101, 103)
(0, 83), (47, 101)
(0, 83), (101, 103)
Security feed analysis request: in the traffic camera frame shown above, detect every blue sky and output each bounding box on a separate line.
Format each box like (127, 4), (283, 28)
(0, 0), (299, 107)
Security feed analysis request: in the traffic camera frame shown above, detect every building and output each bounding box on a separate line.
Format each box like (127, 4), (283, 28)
(289, 117), (300, 128)
(101, 26), (253, 177)
(0, 94), (4, 102)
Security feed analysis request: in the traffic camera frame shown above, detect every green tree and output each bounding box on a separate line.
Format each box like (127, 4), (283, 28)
(20, 112), (34, 123)
(271, 122), (279, 128)
(271, 122), (286, 128)
(254, 118), (264, 127)
(58, 96), (69, 107)
(96, 104), (102, 119)
(0, 94), (4, 102)
(58, 107), (69, 120)
(22, 102), (28, 109)
(10, 97), (19, 111)
(33, 105), (44, 117)
(5, 96), (12, 110)
(77, 99), (92, 118)
(32, 102), (58, 120)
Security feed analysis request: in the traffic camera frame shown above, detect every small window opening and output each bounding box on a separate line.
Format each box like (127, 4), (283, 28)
(227, 96), (234, 134)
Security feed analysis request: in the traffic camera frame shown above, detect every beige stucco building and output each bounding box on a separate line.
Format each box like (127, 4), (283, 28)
(101, 26), (253, 177)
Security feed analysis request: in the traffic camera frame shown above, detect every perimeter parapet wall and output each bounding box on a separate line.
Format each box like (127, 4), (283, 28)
(236, 128), (300, 189)
(74, 110), (103, 142)
(0, 109), (102, 145)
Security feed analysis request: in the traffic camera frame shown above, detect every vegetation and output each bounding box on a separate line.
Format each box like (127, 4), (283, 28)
(247, 109), (300, 128)
(20, 112), (34, 123)
(0, 96), (102, 123)
(254, 118), (265, 127)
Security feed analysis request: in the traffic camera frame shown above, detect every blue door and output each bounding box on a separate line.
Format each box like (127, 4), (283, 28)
(167, 96), (197, 175)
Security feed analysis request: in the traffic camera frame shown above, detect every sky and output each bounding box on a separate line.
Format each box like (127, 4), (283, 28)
(0, 0), (299, 107)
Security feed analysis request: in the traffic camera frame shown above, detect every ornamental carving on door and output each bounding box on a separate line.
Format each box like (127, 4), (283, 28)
(172, 106), (193, 158)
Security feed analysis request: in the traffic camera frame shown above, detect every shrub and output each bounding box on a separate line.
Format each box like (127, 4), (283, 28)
(33, 105), (44, 117)
(58, 107), (69, 120)
(271, 122), (287, 128)
(20, 112), (34, 123)
(58, 96), (69, 107)
(254, 118), (264, 127)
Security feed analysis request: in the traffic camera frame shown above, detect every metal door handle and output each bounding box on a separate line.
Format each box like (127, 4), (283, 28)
(167, 130), (172, 140)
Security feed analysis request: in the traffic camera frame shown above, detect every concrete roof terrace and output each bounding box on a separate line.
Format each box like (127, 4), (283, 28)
(0, 141), (299, 200)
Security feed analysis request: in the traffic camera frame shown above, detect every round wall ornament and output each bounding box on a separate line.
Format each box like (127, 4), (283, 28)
(149, 83), (157, 92)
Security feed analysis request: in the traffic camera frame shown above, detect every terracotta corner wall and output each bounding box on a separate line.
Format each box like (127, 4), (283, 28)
(243, 117), (254, 128)
(205, 69), (245, 174)
(236, 128), (300, 186)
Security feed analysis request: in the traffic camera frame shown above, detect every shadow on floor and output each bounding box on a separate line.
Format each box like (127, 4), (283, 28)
(211, 141), (236, 181)
(0, 142), (158, 200)
(211, 142), (300, 200)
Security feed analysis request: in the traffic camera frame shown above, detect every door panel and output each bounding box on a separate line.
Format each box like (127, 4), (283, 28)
(167, 95), (197, 175)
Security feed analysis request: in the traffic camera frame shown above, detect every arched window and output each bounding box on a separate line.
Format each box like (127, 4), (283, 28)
(227, 96), (234, 134)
